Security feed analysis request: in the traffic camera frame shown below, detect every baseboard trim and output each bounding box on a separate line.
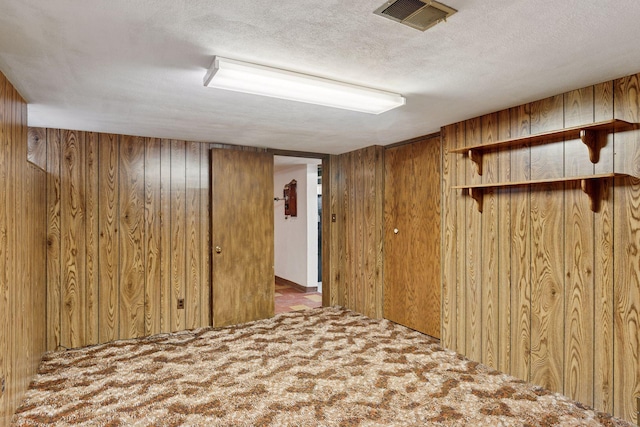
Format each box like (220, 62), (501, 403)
(275, 276), (317, 293)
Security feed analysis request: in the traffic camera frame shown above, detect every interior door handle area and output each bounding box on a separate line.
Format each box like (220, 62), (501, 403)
(215, 246), (222, 254)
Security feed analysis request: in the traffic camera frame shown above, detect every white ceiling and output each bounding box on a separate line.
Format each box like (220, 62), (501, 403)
(274, 156), (322, 172)
(1, 0), (639, 155)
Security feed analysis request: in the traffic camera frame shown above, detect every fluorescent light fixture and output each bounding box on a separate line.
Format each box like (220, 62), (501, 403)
(203, 56), (405, 114)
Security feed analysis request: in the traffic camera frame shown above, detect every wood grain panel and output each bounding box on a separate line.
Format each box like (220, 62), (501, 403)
(170, 140), (186, 331)
(211, 149), (274, 327)
(342, 152), (354, 310)
(465, 117), (482, 361)
(159, 139), (172, 333)
(362, 146), (374, 318)
(564, 177), (594, 405)
(497, 108), (512, 373)
(564, 87), (594, 128)
(331, 147), (384, 319)
(98, 133), (120, 343)
(593, 82), (615, 414)
(530, 96), (564, 180)
(12, 93), (25, 416)
(0, 73), (10, 424)
(454, 122), (467, 354)
(145, 138), (161, 336)
(481, 113), (499, 369)
(85, 132), (99, 345)
(200, 143), (211, 326)
(335, 155), (345, 307)
(186, 142), (201, 328)
(363, 146), (383, 319)
(613, 74), (640, 424)
(509, 104), (531, 382)
(594, 81), (615, 174)
(564, 87), (595, 176)
(594, 177), (614, 413)
(529, 96), (565, 393)
(11, 106), (22, 425)
(352, 150), (362, 314)
(118, 135), (145, 339)
(60, 129), (86, 348)
(440, 125), (456, 349)
(46, 128), (62, 350)
(354, 149), (365, 314)
(25, 162), (47, 386)
(0, 72), (47, 425)
(27, 127), (47, 170)
(563, 89), (595, 406)
(373, 149), (384, 319)
(4, 80), (17, 420)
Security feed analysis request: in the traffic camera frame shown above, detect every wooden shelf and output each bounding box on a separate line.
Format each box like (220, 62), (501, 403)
(449, 119), (636, 175)
(453, 173), (632, 213)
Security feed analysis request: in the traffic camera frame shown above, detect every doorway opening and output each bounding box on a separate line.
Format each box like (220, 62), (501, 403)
(273, 155), (323, 314)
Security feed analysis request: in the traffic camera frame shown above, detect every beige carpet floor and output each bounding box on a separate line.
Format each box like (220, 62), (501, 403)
(12, 307), (634, 426)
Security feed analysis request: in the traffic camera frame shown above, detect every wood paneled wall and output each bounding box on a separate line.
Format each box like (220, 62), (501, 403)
(0, 73), (47, 425)
(323, 146), (384, 319)
(32, 129), (251, 350)
(441, 73), (640, 423)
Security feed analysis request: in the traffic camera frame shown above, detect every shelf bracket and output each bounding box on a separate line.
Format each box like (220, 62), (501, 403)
(468, 188), (484, 213)
(580, 178), (602, 213)
(580, 129), (607, 163)
(468, 149), (483, 175)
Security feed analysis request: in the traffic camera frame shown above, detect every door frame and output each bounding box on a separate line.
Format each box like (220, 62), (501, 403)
(268, 149), (331, 307)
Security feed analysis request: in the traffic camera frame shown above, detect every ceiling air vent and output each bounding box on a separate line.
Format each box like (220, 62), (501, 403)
(374, 0), (457, 31)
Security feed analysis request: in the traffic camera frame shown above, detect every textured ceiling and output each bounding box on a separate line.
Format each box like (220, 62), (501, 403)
(274, 156), (322, 171)
(1, 0), (640, 154)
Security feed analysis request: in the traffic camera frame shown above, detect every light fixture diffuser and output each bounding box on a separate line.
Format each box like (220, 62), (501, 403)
(203, 56), (405, 114)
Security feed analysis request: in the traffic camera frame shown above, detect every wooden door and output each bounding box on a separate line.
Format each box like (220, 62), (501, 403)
(211, 149), (274, 327)
(383, 138), (441, 338)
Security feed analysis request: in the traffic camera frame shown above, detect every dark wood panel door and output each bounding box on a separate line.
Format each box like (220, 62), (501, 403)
(383, 138), (441, 338)
(211, 149), (274, 327)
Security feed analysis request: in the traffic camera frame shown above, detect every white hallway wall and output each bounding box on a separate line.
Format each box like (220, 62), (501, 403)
(274, 161), (320, 288)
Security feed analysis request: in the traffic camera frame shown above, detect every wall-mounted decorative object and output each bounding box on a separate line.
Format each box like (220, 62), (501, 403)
(284, 179), (297, 217)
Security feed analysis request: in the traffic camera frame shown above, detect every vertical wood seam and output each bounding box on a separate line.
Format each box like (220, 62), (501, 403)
(96, 133), (100, 343)
(44, 130), (49, 349)
(527, 109), (532, 383)
(143, 139), (147, 336)
(85, 132), (89, 344)
(57, 130), (62, 349)
(560, 103), (565, 395)
(184, 143), (188, 326)
(116, 135), (121, 338)
(610, 83), (616, 416)
(169, 143), (172, 330)
(440, 133), (444, 340)
(466, 121), (470, 353)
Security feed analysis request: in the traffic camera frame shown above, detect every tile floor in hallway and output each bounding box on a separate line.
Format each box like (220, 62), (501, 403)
(275, 282), (322, 314)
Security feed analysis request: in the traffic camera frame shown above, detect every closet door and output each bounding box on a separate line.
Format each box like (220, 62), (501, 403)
(211, 149), (274, 327)
(383, 138), (441, 338)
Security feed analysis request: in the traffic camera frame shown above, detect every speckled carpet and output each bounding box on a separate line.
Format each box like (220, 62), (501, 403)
(12, 307), (633, 426)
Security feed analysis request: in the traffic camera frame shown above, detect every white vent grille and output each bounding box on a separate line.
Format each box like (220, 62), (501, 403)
(374, 0), (457, 31)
